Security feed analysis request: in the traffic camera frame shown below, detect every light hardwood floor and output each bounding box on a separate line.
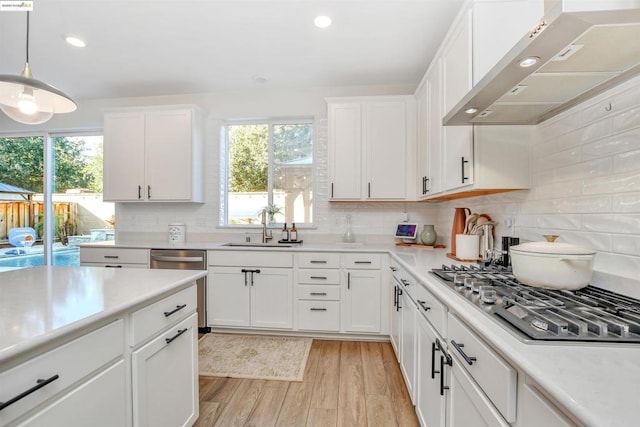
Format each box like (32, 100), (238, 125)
(195, 339), (420, 427)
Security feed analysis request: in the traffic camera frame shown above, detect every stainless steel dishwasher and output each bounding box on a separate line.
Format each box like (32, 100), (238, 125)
(150, 249), (208, 332)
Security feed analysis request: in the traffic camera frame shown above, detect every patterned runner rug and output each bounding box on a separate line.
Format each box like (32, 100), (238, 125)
(198, 334), (313, 381)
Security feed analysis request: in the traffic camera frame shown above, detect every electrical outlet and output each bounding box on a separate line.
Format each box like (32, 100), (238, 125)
(401, 212), (409, 222)
(504, 217), (515, 228)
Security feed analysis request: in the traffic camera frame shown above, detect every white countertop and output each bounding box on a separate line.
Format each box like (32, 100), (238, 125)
(0, 266), (206, 366)
(80, 241), (640, 425)
(389, 246), (640, 427)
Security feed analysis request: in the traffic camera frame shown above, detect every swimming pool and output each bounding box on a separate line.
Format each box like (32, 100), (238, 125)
(0, 247), (80, 268)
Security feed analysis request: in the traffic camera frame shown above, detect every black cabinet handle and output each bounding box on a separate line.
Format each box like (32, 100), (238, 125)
(0, 374), (60, 411)
(105, 265), (123, 268)
(310, 292), (327, 296)
(390, 266), (397, 272)
(347, 272), (351, 290)
(138, 185), (142, 199)
(400, 279), (410, 286)
(431, 342), (437, 379)
(396, 287), (403, 311)
(147, 185), (151, 199)
(310, 260), (327, 264)
(368, 182), (371, 198)
(461, 157), (469, 183)
(103, 255), (119, 259)
(354, 261), (372, 265)
(451, 340), (476, 365)
(165, 328), (188, 344)
(331, 183), (334, 198)
(164, 304), (187, 317)
(417, 300), (430, 311)
(310, 276), (327, 280)
(393, 285), (398, 308)
(310, 307), (328, 311)
(440, 355), (451, 396)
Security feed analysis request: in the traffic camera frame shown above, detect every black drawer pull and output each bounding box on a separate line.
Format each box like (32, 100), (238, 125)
(165, 328), (188, 344)
(103, 255), (119, 259)
(354, 261), (372, 264)
(310, 292), (327, 296)
(164, 304), (187, 317)
(440, 355), (451, 396)
(310, 260), (327, 264)
(105, 265), (123, 268)
(310, 307), (328, 311)
(390, 266), (397, 272)
(400, 279), (410, 286)
(451, 340), (476, 365)
(0, 374), (60, 411)
(310, 276), (328, 280)
(417, 300), (430, 311)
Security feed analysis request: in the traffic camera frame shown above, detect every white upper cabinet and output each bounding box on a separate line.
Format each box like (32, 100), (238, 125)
(103, 106), (204, 203)
(414, 0), (533, 200)
(328, 96), (415, 201)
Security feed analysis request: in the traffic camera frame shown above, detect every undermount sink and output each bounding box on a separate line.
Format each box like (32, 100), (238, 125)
(222, 242), (294, 248)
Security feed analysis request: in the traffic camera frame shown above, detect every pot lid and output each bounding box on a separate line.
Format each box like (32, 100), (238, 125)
(510, 240), (595, 255)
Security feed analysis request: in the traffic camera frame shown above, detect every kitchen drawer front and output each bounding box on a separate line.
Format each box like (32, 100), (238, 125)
(448, 313), (517, 423)
(81, 262), (149, 269)
(297, 301), (340, 331)
(414, 283), (447, 338)
(0, 320), (124, 426)
(80, 247), (149, 265)
(130, 285), (197, 347)
(345, 253), (381, 269)
(297, 269), (340, 285)
(297, 253), (341, 269)
(297, 284), (340, 301)
(210, 250), (293, 268)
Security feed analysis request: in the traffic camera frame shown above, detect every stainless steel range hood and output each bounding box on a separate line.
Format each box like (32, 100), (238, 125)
(444, 0), (640, 126)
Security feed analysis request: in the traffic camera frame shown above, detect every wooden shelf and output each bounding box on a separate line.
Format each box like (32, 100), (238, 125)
(395, 243), (446, 250)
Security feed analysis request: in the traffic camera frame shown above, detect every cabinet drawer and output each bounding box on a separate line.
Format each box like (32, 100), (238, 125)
(80, 247), (149, 265)
(298, 269), (340, 285)
(81, 262), (149, 269)
(297, 285), (340, 300)
(297, 301), (340, 331)
(448, 314), (517, 423)
(414, 283), (447, 338)
(210, 250), (293, 268)
(344, 253), (381, 269)
(130, 285), (197, 347)
(0, 320), (124, 426)
(297, 253), (341, 269)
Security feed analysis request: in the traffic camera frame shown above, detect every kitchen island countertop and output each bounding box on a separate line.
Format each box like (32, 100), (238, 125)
(0, 266), (206, 366)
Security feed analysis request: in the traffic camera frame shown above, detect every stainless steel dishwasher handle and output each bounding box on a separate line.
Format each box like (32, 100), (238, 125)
(151, 255), (204, 263)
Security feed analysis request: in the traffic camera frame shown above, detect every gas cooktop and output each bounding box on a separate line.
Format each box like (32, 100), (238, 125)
(431, 264), (640, 343)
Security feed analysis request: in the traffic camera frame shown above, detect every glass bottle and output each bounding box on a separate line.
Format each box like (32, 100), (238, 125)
(290, 223), (298, 241)
(342, 215), (355, 243)
(281, 222), (289, 241)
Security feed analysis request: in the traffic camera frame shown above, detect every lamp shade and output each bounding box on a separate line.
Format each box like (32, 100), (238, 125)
(0, 72), (77, 125)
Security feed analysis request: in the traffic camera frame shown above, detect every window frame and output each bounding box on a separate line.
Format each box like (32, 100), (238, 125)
(220, 117), (314, 228)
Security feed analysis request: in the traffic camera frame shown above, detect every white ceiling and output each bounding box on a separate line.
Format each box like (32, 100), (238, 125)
(0, 0), (464, 102)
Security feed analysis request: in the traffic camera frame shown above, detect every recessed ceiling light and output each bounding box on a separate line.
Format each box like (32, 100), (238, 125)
(465, 107), (479, 114)
(518, 56), (539, 68)
(65, 35), (86, 48)
(314, 16), (332, 28)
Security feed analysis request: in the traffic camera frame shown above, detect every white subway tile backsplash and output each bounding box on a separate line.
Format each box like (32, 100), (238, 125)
(555, 157), (612, 182)
(612, 192), (640, 213)
(557, 195), (611, 213)
(593, 251), (640, 280)
(614, 149), (640, 173)
(613, 235), (640, 256)
(533, 148), (581, 172)
(613, 106), (640, 133)
(533, 180), (582, 200)
(519, 199), (558, 214)
(582, 130), (640, 159)
(582, 214), (640, 233)
(535, 214), (581, 231)
(582, 170), (640, 195)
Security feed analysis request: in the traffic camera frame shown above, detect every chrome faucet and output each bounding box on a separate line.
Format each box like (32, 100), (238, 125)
(261, 211), (273, 244)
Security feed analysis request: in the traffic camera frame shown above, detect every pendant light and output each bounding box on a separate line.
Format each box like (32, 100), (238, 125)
(0, 12), (77, 125)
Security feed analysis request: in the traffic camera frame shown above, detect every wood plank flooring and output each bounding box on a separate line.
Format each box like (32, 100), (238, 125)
(196, 339), (419, 427)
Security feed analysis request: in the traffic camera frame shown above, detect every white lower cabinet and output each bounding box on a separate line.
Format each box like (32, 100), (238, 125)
(19, 361), (127, 427)
(132, 313), (198, 427)
(208, 266), (293, 329)
(344, 254), (382, 334)
(297, 253), (341, 332)
(416, 314), (448, 427)
(517, 380), (574, 427)
(80, 247), (149, 268)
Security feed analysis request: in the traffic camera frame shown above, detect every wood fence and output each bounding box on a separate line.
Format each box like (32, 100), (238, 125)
(0, 202), (77, 242)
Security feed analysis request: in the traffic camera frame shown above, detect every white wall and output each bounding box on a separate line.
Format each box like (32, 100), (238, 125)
(436, 75), (640, 282)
